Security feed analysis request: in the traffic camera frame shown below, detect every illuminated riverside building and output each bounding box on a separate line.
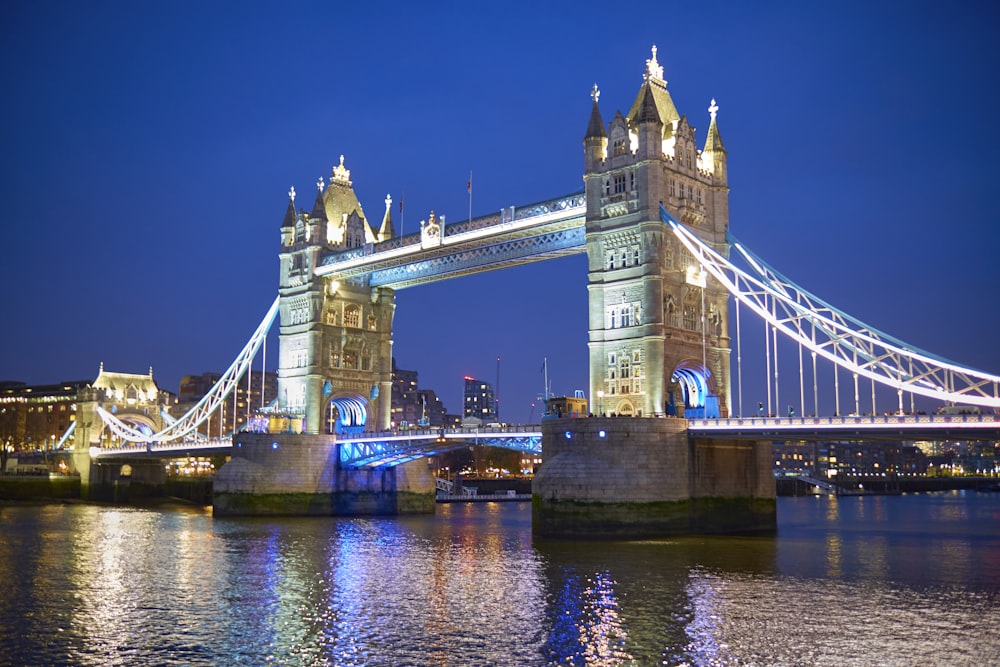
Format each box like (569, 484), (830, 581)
(0, 368), (177, 452)
(0, 380), (88, 452)
(772, 440), (929, 478)
(463, 376), (496, 424)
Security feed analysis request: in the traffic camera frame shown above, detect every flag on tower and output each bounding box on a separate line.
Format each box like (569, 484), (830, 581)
(467, 171), (472, 194)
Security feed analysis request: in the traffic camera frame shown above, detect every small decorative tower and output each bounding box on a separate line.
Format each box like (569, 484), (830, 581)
(584, 46), (732, 418)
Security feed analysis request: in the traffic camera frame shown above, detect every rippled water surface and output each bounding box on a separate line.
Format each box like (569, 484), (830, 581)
(2, 493), (999, 666)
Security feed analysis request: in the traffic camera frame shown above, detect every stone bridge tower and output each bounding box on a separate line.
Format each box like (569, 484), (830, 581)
(70, 366), (170, 496)
(277, 157), (396, 434)
(584, 46), (732, 418)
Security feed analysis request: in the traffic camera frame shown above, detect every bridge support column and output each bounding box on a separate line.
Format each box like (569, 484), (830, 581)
(213, 433), (435, 516)
(532, 417), (775, 538)
(69, 447), (94, 499)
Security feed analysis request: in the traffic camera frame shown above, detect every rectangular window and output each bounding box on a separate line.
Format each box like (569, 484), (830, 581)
(614, 174), (626, 193)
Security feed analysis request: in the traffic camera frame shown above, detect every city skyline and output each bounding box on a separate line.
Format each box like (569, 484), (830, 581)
(2, 2), (998, 423)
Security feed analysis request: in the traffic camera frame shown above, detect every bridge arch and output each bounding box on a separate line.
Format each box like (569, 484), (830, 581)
(670, 361), (719, 418)
(110, 411), (157, 435)
(615, 400), (636, 416)
(324, 393), (369, 435)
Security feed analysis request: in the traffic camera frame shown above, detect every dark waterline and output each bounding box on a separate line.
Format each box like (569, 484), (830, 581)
(1, 493), (998, 666)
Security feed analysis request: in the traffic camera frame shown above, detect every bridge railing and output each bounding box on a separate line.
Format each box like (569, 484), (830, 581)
(89, 438), (234, 458)
(688, 413), (999, 429)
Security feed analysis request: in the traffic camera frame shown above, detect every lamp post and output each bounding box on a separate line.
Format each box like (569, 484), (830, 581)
(597, 390), (604, 417)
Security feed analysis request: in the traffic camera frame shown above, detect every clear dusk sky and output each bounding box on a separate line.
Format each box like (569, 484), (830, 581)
(2, 1), (998, 423)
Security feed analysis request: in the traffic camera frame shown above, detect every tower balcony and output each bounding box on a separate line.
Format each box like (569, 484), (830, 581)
(600, 191), (640, 218)
(668, 195), (705, 226)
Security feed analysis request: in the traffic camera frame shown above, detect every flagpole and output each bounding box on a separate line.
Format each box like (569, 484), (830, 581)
(399, 192), (404, 237)
(467, 170), (472, 223)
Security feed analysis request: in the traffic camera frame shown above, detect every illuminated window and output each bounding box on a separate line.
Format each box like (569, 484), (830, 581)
(344, 305), (360, 327)
(613, 138), (627, 156)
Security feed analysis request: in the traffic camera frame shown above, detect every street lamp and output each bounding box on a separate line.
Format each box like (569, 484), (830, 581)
(597, 390), (604, 417)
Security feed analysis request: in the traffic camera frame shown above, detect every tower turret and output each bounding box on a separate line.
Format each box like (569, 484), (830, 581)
(636, 83), (663, 160)
(583, 84), (608, 172)
(280, 187), (296, 247)
(376, 194), (395, 243)
(701, 99), (727, 185)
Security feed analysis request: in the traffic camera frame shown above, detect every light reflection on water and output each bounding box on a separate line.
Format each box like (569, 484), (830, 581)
(0, 492), (998, 666)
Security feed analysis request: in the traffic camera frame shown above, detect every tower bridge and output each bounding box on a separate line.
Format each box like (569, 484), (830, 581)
(76, 46), (1000, 535)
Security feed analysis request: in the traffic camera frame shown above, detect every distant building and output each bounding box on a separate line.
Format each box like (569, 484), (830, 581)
(463, 376), (496, 424)
(390, 359), (457, 428)
(0, 379), (90, 452)
(772, 440), (824, 477)
(772, 440), (931, 478)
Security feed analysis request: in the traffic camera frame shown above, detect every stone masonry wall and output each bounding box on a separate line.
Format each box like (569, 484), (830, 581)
(213, 432), (435, 516)
(533, 417), (775, 537)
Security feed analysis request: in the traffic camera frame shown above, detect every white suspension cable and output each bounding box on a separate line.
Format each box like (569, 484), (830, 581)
(661, 206), (1000, 409)
(96, 296), (281, 443)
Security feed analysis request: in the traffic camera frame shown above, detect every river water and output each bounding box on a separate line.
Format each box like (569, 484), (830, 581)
(1, 492), (998, 666)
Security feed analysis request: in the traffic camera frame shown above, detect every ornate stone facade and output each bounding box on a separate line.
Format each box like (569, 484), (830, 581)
(277, 158), (396, 434)
(584, 47), (732, 417)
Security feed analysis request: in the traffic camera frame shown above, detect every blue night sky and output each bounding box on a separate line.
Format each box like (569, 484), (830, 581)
(2, 1), (998, 423)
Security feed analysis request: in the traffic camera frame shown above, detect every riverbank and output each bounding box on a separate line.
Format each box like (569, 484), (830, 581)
(0, 474), (212, 504)
(776, 475), (998, 496)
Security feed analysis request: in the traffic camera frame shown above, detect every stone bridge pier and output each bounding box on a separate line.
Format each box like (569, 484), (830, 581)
(532, 417), (775, 538)
(213, 433), (435, 516)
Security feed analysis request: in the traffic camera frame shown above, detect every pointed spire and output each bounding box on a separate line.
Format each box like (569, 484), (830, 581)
(377, 194), (395, 241)
(637, 83), (661, 125)
(584, 84), (607, 139)
(310, 177), (327, 221)
(704, 98), (726, 153)
(281, 186), (296, 228)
